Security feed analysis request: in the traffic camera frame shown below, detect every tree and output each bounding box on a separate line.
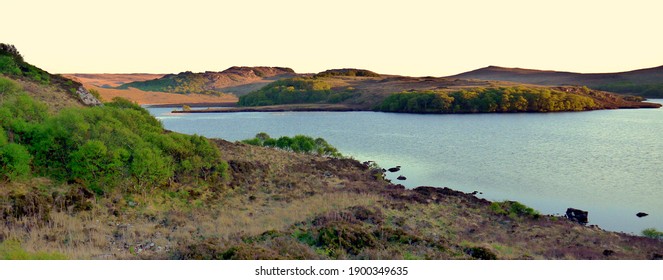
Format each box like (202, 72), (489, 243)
(130, 146), (174, 192)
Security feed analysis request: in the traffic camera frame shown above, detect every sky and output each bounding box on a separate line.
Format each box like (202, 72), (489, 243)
(2, 0), (662, 76)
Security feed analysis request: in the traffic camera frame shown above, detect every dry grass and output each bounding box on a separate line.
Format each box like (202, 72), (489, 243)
(2, 139), (663, 260)
(61, 74), (166, 88)
(62, 73), (238, 106)
(84, 86), (237, 105)
(12, 78), (84, 113)
(211, 192), (381, 238)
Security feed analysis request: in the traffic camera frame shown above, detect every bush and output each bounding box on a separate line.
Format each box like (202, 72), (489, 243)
(241, 132), (342, 157)
(0, 240), (67, 260)
(1, 95), (229, 194)
(0, 76), (22, 98)
(642, 228), (663, 240)
(0, 56), (21, 75)
(0, 143), (31, 181)
(490, 201), (540, 219)
(88, 88), (102, 100)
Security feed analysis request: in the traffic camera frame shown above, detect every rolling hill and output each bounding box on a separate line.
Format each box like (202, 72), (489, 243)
(450, 65), (663, 98)
(116, 66), (296, 96)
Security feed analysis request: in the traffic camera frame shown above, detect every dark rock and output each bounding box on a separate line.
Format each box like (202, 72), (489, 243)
(636, 212), (649, 218)
(471, 191), (478, 195)
(566, 208), (588, 225)
(396, 175), (407, 180)
(387, 166), (401, 172)
(603, 249), (615, 256)
(653, 253), (663, 260)
(465, 246), (497, 260)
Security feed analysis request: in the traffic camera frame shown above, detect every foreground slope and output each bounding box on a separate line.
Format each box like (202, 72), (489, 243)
(3, 134), (662, 259)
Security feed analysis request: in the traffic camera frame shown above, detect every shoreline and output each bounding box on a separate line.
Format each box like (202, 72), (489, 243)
(168, 102), (661, 114)
(143, 102), (238, 108)
(171, 104), (365, 113)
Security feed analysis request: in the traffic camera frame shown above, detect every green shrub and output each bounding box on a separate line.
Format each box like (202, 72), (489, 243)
(0, 76), (22, 97)
(241, 132), (342, 157)
(1, 95), (228, 194)
(0, 143), (32, 181)
(88, 88), (102, 100)
(0, 240), (67, 260)
(642, 228), (663, 240)
(490, 201), (540, 219)
(0, 56), (21, 75)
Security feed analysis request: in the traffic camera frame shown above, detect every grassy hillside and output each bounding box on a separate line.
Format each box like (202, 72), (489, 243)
(451, 65), (663, 98)
(1, 44), (91, 112)
(116, 67), (296, 96)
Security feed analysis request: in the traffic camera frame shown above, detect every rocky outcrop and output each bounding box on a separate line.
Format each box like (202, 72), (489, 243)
(76, 86), (102, 106)
(566, 208), (588, 225)
(387, 166), (401, 172)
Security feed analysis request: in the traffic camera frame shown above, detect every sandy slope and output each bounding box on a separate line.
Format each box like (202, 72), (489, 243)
(63, 73), (237, 106)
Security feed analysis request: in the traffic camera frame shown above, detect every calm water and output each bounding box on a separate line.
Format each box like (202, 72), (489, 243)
(148, 102), (663, 234)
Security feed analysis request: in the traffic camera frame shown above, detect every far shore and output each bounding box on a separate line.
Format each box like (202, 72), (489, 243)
(171, 103), (365, 113)
(144, 102), (238, 108)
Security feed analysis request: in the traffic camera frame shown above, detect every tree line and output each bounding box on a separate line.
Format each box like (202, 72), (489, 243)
(237, 78), (356, 106)
(375, 87), (599, 113)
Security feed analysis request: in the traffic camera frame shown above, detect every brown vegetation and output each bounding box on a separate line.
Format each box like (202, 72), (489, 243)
(3, 139), (662, 260)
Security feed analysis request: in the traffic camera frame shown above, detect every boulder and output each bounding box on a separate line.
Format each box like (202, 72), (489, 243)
(565, 208), (588, 225)
(636, 212), (649, 218)
(76, 86), (103, 106)
(387, 166), (401, 172)
(396, 175), (406, 180)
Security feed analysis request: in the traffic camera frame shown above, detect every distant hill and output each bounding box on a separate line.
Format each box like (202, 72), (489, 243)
(314, 68), (380, 78)
(116, 66), (296, 96)
(66, 64), (663, 110)
(450, 65), (663, 97)
(64, 73), (166, 88)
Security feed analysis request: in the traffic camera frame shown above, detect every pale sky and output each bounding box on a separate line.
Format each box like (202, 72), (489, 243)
(2, 0), (662, 76)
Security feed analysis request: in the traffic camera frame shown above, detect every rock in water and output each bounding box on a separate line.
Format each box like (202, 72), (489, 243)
(388, 166), (401, 172)
(636, 212), (649, 218)
(566, 208), (588, 225)
(396, 175), (406, 180)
